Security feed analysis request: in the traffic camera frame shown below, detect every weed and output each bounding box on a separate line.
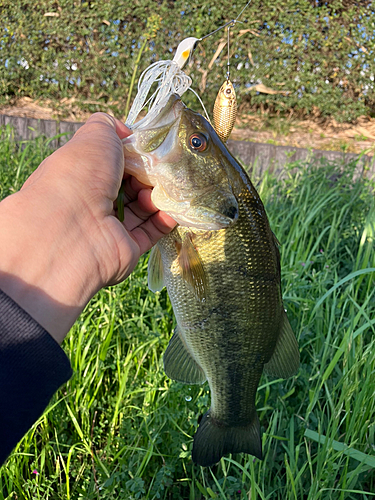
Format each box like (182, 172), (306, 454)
(0, 129), (374, 499)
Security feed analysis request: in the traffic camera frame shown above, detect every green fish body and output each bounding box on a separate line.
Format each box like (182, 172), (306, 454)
(123, 95), (300, 467)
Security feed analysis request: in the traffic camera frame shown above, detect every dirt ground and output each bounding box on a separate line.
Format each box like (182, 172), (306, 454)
(2, 96), (375, 156)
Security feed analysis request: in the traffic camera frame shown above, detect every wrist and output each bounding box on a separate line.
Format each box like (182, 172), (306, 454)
(0, 187), (102, 344)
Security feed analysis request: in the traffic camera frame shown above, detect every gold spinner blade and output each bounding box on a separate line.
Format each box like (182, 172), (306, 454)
(213, 80), (238, 143)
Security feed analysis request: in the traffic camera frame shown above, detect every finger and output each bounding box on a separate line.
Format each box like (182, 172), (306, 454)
(131, 213), (177, 255)
(113, 117), (132, 140)
(75, 112), (117, 138)
(121, 204), (150, 232)
(119, 177), (154, 207)
(136, 188), (159, 213)
(121, 204), (176, 235)
(122, 185), (170, 230)
(74, 113), (131, 142)
(152, 210), (177, 232)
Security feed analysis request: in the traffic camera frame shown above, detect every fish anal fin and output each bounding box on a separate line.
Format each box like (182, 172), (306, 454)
(177, 233), (208, 301)
(264, 310), (300, 379)
(192, 409), (262, 467)
(148, 245), (165, 292)
(164, 326), (206, 384)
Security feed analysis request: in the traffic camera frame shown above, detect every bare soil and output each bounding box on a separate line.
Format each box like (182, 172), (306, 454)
(2, 97), (375, 156)
(232, 113), (375, 156)
(0, 97), (94, 122)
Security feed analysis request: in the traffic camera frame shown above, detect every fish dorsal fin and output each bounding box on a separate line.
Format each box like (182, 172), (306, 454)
(164, 326), (206, 384)
(148, 245), (165, 292)
(264, 310), (300, 378)
(178, 233), (208, 301)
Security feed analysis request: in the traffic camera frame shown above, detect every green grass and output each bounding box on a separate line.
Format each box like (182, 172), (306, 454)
(0, 125), (375, 499)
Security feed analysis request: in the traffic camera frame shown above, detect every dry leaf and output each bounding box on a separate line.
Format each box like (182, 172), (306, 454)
(246, 83), (290, 95)
(248, 49), (255, 66)
(208, 40), (227, 70)
(239, 29), (260, 37)
(199, 69), (208, 93)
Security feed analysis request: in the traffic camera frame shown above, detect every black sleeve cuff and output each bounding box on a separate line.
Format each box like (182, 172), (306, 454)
(0, 289), (73, 464)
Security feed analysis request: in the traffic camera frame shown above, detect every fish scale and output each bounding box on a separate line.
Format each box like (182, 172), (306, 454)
(123, 94), (300, 467)
(157, 176), (286, 463)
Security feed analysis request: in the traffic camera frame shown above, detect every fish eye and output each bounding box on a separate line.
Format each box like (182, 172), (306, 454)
(225, 88), (232, 95)
(189, 133), (208, 152)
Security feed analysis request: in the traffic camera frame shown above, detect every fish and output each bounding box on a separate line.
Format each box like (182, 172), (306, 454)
(213, 79), (238, 143)
(122, 94), (300, 467)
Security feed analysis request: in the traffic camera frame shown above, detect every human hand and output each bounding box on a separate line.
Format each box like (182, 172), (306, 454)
(0, 113), (176, 344)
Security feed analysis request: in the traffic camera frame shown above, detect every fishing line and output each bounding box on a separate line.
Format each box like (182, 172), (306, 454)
(125, 1), (252, 129)
(189, 87), (212, 123)
(198, 0), (252, 44)
(235, 0), (252, 22)
(227, 22), (232, 81)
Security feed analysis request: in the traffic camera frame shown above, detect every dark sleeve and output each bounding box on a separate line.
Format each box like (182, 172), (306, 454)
(0, 289), (72, 465)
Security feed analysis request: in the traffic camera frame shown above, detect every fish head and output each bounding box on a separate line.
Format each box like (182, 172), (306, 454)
(123, 94), (238, 230)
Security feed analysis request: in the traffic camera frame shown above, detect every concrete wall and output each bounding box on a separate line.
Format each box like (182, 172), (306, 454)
(227, 140), (375, 179)
(1, 113), (374, 178)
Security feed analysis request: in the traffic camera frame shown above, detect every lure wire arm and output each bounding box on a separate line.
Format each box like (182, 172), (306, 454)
(199, 19), (237, 43)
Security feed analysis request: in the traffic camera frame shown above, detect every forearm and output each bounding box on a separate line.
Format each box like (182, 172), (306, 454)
(0, 289), (72, 465)
(0, 187), (103, 344)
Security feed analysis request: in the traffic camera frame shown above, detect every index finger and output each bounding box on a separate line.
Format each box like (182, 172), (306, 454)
(113, 117), (132, 140)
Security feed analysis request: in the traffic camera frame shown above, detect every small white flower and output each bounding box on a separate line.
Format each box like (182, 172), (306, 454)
(19, 58), (29, 69)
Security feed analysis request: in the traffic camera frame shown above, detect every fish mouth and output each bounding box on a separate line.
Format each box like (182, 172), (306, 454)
(167, 212), (236, 231)
(184, 190), (239, 230)
(150, 181), (239, 230)
(165, 201), (238, 231)
(122, 95), (184, 184)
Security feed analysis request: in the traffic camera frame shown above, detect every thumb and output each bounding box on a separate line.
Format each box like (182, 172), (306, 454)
(74, 112), (132, 141)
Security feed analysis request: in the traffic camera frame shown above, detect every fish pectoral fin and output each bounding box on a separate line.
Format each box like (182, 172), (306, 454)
(264, 310), (300, 379)
(164, 326), (206, 384)
(148, 245), (165, 292)
(178, 233), (208, 301)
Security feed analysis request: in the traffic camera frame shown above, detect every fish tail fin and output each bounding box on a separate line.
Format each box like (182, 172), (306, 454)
(192, 409), (262, 467)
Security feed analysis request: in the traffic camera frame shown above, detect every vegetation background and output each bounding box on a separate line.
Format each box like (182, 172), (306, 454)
(0, 128), (374, 499)
(0, 1), (375, 498)
(1, 0), (375, 122)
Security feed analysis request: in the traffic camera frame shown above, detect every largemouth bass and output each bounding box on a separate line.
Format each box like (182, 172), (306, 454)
(123, 95), (299, 467)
